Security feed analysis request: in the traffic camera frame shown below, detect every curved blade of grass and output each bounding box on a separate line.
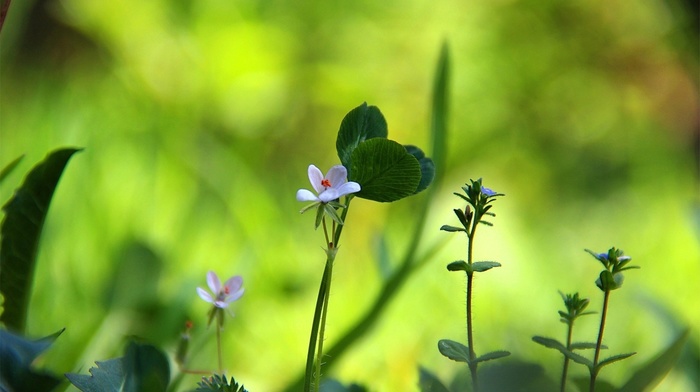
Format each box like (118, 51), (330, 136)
(0, 148), (81, 332)
(619, 328), (689, 392)
(0, 155), (24, 184)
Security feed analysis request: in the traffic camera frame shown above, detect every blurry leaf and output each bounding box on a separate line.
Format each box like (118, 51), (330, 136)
(471, 261), (501, 273)
(479, 360), (558, 392)
(65, 358), (123, 392)
(319, 378), (367, 392)
(532, 336), (593, 369)
(475, 350), (510, 363)
(417, 366), (450, 392)
(596, 352), (636, 370)
(572, 377), (617, 392)
(67, 341), (170, 392)
(0, 155), (23, 184)
(440, 225), (466, 232)
(374, 234), (392, 281)
(335, 102), (388, 173)
(619, 328), (689, 392)
(123, 341), (170, 392)
(0, 0), (11, 34)
(429, 41), (449, 185)
(195, 374), (248, 392)
(438, 339), (471, 364)
(349, 138), (421, 202)
(104, 241), (162, 310)
(404, 145), (435, 194)
(0, 148), (81, 333)
(0, 328), (64, 392)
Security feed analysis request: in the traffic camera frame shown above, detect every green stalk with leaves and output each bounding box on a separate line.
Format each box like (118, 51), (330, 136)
(437, 179), (510, 392)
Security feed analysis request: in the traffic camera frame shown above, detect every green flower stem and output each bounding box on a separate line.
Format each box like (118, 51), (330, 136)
(466, 222), (478, 391)
(216, 322), (223, 374)
(561, 321), (574, 392)
(590, 290), (611, 392)
(303, 197), (352, 392)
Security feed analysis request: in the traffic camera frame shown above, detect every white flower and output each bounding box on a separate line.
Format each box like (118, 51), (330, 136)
(296, 164), (361, 203)
(196, 271), (244, 309)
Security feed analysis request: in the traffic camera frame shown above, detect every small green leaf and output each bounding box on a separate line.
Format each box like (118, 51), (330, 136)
(429, 42), (449, 185)
(0, 148), (81, 333)
(122, 341), (170, 392)
(0, 155), (24, 184)
(440, 225), (465, 232)
(446, 260), (470, 273)
(475, 350), (510, 363)
(438, 339), (471, 364)
(619, 329), (689, 392)
(349, 138), (421, 202)
(532, 336), (593, 369)
(596, 352), (636, 371)
(195, 374), (248, 392)
(570, 342), (607, 350)
(417, 366), (451, 392)
(336, 102), (388, 171)
(324, 204), (344, 226)
(471, 261), (501, 272)
(404, 145), (434, 195)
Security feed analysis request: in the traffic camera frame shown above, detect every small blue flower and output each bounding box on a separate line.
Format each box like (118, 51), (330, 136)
(481, 186), (497, 197)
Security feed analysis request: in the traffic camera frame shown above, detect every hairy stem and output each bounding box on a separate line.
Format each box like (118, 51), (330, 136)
(590, 290), (611, 392)
(561, 322), (574, 392)
(466, 221), (478, 391)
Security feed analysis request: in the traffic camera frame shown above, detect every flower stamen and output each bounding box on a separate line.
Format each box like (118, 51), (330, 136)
(321, 178), (331, 188)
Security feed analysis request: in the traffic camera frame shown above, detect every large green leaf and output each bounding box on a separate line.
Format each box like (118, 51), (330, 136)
(65, 358), (123, 392)
(0, 148), (81, 333)
(336, 102), (388, 172)
(438, 339), (471, 364)
(619, 328), (690, 392)
(0, 155), (23, 184)
(349, 138), (421, 202)
(0, 328), (64, 392)
(418, 366), (451, 392)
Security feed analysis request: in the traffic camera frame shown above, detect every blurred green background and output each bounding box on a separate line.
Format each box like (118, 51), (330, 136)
(1, 0), (698, 391)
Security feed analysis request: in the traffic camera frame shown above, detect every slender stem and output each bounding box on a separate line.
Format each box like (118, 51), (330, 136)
(561, 322), (574, 392)
(466, 221), (478, 391)
(590, 290), (611, 392)
(216, 323), (223, 374)
(314, 255), (335, 391)
(303, 198), (352, 392)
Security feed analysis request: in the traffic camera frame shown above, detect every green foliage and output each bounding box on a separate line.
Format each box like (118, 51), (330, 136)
(195, 374), (248, 392)
(438, 339), (471, 364)
(319, 379), (368, 392)
(0, 328), (64, 392)
(335, 102), (433, 203)
(66, 341), (170, 392)
(0, 148), (81, 333)
(619, 329), (690, 392)
(418, 366), (451, 392)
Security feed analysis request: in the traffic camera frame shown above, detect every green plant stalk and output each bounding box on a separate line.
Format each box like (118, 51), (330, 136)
(561, 320), (574, 392)
(217, 313), (223, 374)
(466, 220), (478, 391)
(303, 198), (352, 392)
(590, 290), (611, 392)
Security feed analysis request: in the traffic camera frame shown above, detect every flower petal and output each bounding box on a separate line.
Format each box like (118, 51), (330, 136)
(226, 287), (245, 303)
(325, 165), (348, 188)
(307, 165), (325, 194)
(296, 189), (320, 202)
(206, 271), (221, 293)
(213, 300), (229, 309)
(318, 188), (340, 203)
(335, 181), (361, 198)
(224, 276), (243, 294)
(197, 287), (214, 303)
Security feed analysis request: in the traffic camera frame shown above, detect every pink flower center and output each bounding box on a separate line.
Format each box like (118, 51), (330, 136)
(224, 287), (230, 295)
(321, 178), (331, 188)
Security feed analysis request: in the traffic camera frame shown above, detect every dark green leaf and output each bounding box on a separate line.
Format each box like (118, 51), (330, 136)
(335, 102), (388, 172)
(66, 358), (123, 392)
(571, 342), (606, 350)
(122, 341), (170, 392)
(446, 260), (469, 273)
(417, 366), (450, 392)
(573, 377), (618, 392)
(479, 361), (558, 392)
(0, 148), (81, 332)
(0, 328), (64, 392)
(619, 329), (689, 392)
(440, 225), (465, 232)
(195, 374), (248, 392)
(437, 339), (471, 364)
(532, 336), (593, 369)
(596, 352), (636, 371)
(429, 42), (449, 185)
(475, 350), (510, 363)
(404, 145), (434, 195)
(349, 138), (421, 202)
(0, 155), (24, 184)
(471, 261), (501, 272)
